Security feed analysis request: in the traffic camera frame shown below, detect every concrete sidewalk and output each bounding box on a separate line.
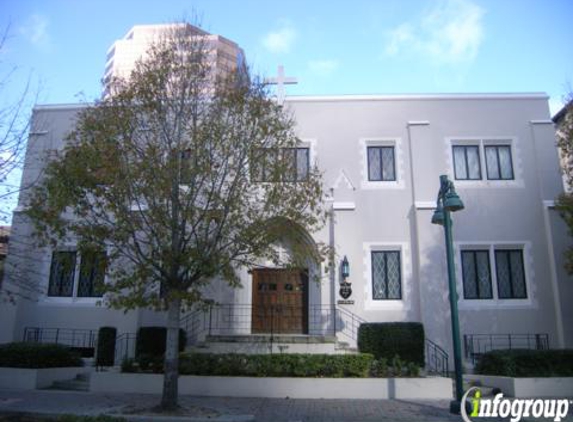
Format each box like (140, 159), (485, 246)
(0, 388), (477, 422)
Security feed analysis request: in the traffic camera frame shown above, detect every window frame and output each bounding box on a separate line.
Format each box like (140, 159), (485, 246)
(367, 145), (396, 182)
(47, 251), (77, 297)
(251, 146), (310, 183)
(495, 249), (527, 299)
(484, 145), (515, 181)
(461, 250), (493, 300)
(452, 145), (482, 181)
(370, 250), (402, 300)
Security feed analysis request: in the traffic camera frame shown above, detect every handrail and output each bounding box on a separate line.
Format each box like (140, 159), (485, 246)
(425, 338), (449, 377)
(22, 327), (97, 349)
(463, 333), (549, 364)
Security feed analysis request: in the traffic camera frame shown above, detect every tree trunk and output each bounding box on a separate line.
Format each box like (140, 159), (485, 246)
(161, 296), (181, 410)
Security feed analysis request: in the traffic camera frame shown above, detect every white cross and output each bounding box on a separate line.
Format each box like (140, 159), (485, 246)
(265, 65), (297, 105)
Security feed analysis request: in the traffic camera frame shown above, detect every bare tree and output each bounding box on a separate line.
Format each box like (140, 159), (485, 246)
(0, 25), (35, 222)
(27, 22), (328, 410)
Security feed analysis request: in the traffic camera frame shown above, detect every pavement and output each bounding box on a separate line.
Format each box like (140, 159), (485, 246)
(1, 388), (572, 422)
(0, 388), (481, 422)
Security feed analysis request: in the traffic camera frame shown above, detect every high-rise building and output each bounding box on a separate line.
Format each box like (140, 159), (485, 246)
(102, 23), (246, 96)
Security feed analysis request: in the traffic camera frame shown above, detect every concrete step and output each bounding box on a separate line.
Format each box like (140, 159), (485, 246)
(48, 373), (90, 391)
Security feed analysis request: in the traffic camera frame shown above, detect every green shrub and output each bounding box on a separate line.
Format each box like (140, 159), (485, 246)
(121, 357), (137, 373)
(0, 342), (83, 368)
(135, 326), (186, 357)
(178, 353), (374, 377)
(96, 326), (117, 367)
(357, 322), (425, 366)
(475, 349), (573, 377)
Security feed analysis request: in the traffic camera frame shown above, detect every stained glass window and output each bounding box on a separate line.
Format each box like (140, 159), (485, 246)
(48, 251), (76, 297)
(367, 146), (395, 181)
(77, 249), (106, 297)
(485, 145), (514, 180)
(371, 251), (401, 300)
(495, 250), (527, 299)
(461, 250), (493, 299)
(453, 145), (481, 180)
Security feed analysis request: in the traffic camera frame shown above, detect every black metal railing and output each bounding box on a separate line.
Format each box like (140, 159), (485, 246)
(22, 327), (97, 357)
(464, 333), (550, 364)
(425, 338), (449, 377)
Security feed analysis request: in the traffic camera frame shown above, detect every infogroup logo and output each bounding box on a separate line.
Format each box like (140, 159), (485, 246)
(461, 387), (571, 422)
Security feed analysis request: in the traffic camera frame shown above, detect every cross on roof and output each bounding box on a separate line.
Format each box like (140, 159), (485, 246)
(265, 65), (297, 105)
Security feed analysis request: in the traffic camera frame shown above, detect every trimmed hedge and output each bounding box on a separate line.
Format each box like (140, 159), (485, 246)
(96, 326), (117, 367)
(179, 353), (375, 377)
(0, 342), (83, 368)
(357, 322), (425, 366)
(475, 349), (573, 377)
(135, 326), (186, 357)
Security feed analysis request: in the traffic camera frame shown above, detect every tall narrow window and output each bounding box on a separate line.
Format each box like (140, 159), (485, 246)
(461, 250), (493, 299)
(453, 145), (481, 180)
(367, 146), (395, 181)
(495, 250), (527, 299)
(48, 251), (77, 297)
(77, 249), (107, 297)
(371, 251), (401, 299)
(485, 145), (514, 180)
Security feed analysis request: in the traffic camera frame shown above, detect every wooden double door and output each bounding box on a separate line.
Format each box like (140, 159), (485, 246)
(251, 268), (308, 334)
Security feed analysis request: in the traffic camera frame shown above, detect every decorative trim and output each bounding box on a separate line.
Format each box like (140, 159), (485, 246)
(362, 242), (412, 311)
(543, 200), (556, 208)
(286, 93), (549, 102)
(445, 137), (524, 189)
(29, 131), (49, 136)
(359, 138), (405, 190)
(333, 202), (356, 211)
(454, 241), (536, 310)
(529, 120), (554, 125)
(34, 103), (91, 111)
(407, 121), (430, 126)
(415, 201), (436, 210)
(331, 169), (356, 190)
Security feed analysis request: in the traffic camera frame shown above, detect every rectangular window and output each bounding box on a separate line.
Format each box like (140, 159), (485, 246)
(77, 250), (107, 298)
(371, 251), (401, 300)
(367, 146), (396, 181)
(485, 145), (514, 180)
(495, 249), (527, 299)
(252, 147), (309, 182)
(179, 149), (193, 185)
(453, 145), (481, 180)
(48, 251), (77, 297)
(461, 250), (493, 299)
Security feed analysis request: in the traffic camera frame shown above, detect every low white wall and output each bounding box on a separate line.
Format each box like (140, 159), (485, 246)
(465, 375), (573, 398)
(91, 373), (453, 399)
(0, 367), (85, 390)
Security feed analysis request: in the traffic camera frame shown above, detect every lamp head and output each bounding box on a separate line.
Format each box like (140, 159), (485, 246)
(341, 255), (350, 279)
(443, 187), (464, 212)
(431, 205), (445, 226)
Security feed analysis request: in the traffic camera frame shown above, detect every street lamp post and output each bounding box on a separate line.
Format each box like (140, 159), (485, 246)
(432, 174), (465, 414)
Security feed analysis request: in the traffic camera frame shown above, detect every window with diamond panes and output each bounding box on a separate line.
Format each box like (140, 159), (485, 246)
(367, 146), (396, 181)
(252, 148), (309, 182)
(485, 145), (514, 180)
(371, 251), (401, 300)
(77, 249), (107, 297)
(495, 250), (527, 299)
(453, 145), (481, 180)
(48, 251), (77, 297)
(461, 250), (493, 299)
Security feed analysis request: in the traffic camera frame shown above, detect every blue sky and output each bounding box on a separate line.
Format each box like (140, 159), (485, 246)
(0, 0), (572, 221)
(2, 0), (572, 112)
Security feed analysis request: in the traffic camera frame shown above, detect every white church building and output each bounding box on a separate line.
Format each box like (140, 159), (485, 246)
(1, 24), (572, 371)
(1, 91), (571, 370)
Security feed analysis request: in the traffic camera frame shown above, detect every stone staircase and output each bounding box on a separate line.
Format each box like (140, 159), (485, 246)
(189, 334), (358, 355)
(48, 372), (90, 391)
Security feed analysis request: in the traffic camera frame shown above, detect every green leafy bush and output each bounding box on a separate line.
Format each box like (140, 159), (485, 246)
(475, 349), (573, 377)
(0, 342), (83, 368)
(177, 353), (375, 377)
(57, 415), (127, 422)
(357, 322), (425, 366)
(135, 326), (186, 357)
(96, 326), (116, 367)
